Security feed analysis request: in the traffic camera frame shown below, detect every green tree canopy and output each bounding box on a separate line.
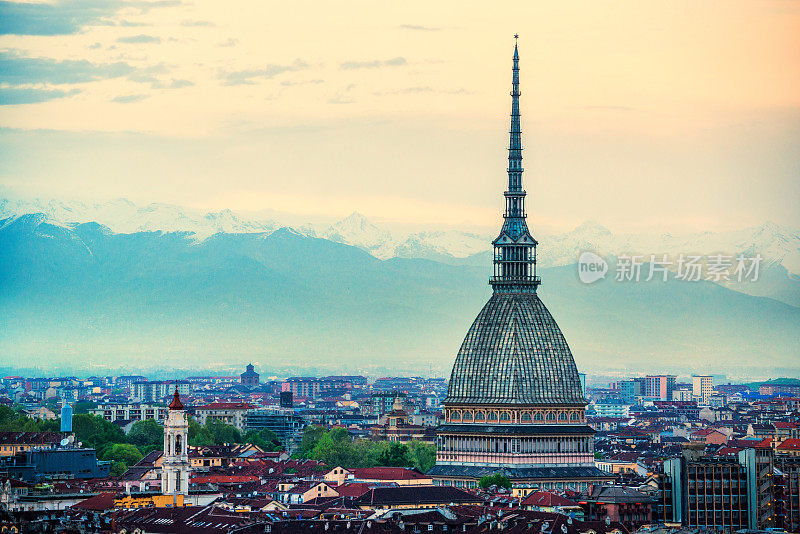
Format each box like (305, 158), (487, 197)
(129, 419), (164, 455)
(102, 443), (144, 478)
(243, 429), (282, 452)
(376, 442), (413, 468)
(407, 440), (436, 473)
(72, 414), (127, 459)
(479, 473), (512, 489)
(298, 425), (326, 458)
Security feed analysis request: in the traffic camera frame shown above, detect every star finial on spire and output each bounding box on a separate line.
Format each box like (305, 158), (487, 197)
(514, 33), (519, 40)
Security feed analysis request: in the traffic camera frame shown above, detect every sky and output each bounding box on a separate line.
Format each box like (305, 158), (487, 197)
(1, 0), (799, 233)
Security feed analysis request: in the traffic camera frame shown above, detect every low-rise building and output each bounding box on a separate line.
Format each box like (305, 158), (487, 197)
(91, 403), (170, 422)
(194, 402), (254, 432)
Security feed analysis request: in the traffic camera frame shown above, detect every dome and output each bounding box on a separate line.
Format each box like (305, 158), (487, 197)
(169, 388), (184, 410)
(445, 292), (586, 406)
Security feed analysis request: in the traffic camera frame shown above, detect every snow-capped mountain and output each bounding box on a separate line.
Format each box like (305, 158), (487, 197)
(0, 196), (278, 239)
(322, 212), (392, 254)
(1, 194), (797, 304)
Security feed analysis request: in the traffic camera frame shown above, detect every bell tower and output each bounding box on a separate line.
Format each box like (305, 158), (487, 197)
(162, 387), (190, 497)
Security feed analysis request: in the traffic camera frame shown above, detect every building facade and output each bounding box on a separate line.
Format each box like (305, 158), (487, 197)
(692, 375), (713, 405)
(645, 375), (676, 401)
(428, 39), (611, 491)
(91, 403), (170, 422)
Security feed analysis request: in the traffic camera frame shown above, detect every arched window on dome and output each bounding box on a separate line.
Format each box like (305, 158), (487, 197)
(500, 411), (511, 422)
(570, 412), (579, 421)
(488, 411), (499, 422)
(546, 411), (556, 421)
(451, 410), (461, 421)
(534, 412), (544, 421)
(475, 411), (485, 422)
(558, 412), (567, 421)
(463, 411), (473, 422)
(521, 411), (532, 423)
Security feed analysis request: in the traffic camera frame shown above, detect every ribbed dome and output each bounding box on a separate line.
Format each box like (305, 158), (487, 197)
(445, 292), (586, 406)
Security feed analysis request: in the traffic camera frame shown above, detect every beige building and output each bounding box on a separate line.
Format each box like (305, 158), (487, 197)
(693, 375), (713, 405)
(193, 402), (253, 432)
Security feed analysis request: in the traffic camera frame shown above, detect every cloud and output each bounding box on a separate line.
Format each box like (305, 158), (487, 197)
(339, 57), (406, 70)
(218, 59), (309, 86)
(218, 38), (238, 47)
(0, 0), (179, 36)
(374, 87), (471, 96)
(111, 94), (148, 103)
(281, 79), (324, 86)
(119, 20), (149, 27)
(0, 87), (81, 105)
(117, 34), (161, 44)
(181, 19), (214, 27)
(0, 51), (133, 85)
(168, 79), (194, 88)
(399, 24), (440, 31)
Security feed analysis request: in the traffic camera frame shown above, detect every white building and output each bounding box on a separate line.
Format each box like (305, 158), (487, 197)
(92, 403), (170, 422)
(161, 389), (190, 498)
(672, 388), (694, 402)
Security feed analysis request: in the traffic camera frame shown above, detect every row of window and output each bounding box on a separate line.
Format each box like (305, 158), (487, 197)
(449, 410), (580, 423)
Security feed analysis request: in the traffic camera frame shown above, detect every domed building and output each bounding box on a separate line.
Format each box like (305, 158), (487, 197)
(428, 38), (611, 491)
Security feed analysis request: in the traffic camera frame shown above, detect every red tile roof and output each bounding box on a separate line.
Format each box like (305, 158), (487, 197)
(350, 467), (427, 481)
(72, 492), (116, 511)
(777, 438), (800, 451)
(333, 482), (372, 498)
(522, 491), (579, 508)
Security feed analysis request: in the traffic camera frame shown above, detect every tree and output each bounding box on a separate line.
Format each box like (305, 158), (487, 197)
(376, 442), (413, 467)
(311, 428), (359, 467)
(72, 401), (96, 415)
(479, 473), (512, 489)
(298, 426), (326, 458)
(72, 414), (127, 459)
(103, 443), (144, 478)
(207, 419), (242, 445)
(407, 440), (436, 473)
(244, 429), (282, 451)
(129, 419), (164, 455)
(103, 443), (143, 466)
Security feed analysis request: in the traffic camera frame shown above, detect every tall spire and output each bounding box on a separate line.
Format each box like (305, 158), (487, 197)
(489, 36), (540, 293)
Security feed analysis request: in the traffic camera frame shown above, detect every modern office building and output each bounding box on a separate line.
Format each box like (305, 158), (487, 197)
(645, 375), (676, 401)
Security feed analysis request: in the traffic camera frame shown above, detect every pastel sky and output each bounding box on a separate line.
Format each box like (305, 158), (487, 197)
(1, 0), (798, 232)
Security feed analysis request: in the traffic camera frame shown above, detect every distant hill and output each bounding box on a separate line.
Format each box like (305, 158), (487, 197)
(1, 213), (798, 378)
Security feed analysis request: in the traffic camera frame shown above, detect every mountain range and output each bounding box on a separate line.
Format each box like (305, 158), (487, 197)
(2, 195), (798, 306)
(1, 210), (798, 378)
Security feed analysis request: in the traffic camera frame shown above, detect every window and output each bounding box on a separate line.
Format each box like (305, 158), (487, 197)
(521, 412), (532, 422)
(546, 412), (556, 421)
(451, 411), (461, 421)
(558, 412), (567, 421)
(534, 412), (544, 421)
(488, 411), (498, 422)
(500, 412), (510, 422)
(570, 412), (579, 421)
(475, 411), (485, 421)
(463, 411), (473, 422)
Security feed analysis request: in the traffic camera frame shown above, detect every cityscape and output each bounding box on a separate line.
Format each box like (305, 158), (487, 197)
(1, 1), (799, 533)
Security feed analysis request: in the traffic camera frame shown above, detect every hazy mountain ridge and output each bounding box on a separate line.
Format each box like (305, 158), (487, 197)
(1, 196), (798, 305)
(1, 213), (798, 377)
